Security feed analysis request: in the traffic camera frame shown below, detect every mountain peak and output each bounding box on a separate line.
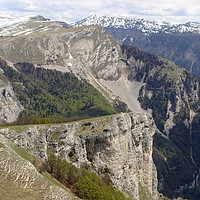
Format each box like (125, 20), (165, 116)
(0, 15), (65, 37)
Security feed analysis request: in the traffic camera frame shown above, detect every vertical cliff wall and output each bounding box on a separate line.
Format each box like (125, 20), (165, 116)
(1, 112), (157, 200)
(0, 71), (24, 123)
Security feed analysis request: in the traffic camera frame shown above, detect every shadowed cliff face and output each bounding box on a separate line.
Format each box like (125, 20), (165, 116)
(105, 28), (200, 77)
(1, 112), (157, 200)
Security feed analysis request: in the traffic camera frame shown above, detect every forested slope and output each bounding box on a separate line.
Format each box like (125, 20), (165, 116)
(0, 60), (118, 119)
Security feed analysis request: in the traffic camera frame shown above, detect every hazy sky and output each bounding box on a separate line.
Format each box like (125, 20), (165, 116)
(0, 0), (200, 23)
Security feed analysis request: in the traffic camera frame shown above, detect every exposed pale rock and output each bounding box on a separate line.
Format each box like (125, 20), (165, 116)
(0, 84), (24, 123)
(2, 112), (157, 200)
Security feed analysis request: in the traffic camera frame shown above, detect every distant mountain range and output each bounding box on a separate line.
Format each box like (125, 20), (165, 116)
(73, 15), (200, 35)
(2, 14), (200, 36)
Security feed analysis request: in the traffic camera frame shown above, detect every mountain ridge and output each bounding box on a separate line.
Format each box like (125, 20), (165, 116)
(72, 15), (200, 77)
(0, 15), (68, 37)
(1, 14), (200, 37)
(73, 15), (200, 35)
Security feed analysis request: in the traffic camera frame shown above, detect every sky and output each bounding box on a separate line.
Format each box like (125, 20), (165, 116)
(0, 0), (200, 24)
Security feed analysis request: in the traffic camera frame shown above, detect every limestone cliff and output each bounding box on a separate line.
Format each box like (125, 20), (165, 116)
(0, 71), (24, 123)
(0, 26), (128, 108)
(1, 112), (157, 200)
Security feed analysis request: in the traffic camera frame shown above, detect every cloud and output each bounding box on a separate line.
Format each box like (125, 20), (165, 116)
(0, 0), (200, 23)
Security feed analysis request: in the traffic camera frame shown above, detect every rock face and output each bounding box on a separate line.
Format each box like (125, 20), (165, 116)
(0, 79), (24, 123)
(1, 112), (157, 200)
(0, 26), (122, 80)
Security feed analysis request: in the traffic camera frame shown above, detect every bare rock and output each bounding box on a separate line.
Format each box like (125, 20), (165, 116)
(0, 84), (24, 123)
(2, 112), (157, 200)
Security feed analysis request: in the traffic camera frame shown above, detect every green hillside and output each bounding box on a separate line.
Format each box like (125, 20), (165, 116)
(0, 60), (118, 119)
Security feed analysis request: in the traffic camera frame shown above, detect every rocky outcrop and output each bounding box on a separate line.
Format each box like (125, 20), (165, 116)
(0, 81), (24, 123)
(1, 112), (157, 200)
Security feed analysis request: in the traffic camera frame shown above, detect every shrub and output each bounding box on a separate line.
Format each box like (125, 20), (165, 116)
(46, 154), (131, 200)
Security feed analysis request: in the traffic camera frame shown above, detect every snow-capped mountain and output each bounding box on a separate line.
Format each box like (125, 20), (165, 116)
(0, 15), (35, 29)
(0, 15), (68, 37)
(73, 15), (200, 34)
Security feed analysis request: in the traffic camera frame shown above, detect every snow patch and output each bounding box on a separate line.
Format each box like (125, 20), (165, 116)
(24, 31), (32, 35)
(69, 53), (73, 59)
(0, 15), (36, 28)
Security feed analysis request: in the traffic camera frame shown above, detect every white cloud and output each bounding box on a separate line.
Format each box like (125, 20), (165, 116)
(0, 0), (200, 23)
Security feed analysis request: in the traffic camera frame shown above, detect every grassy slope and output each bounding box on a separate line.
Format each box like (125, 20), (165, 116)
(0, 133), (80, 200)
